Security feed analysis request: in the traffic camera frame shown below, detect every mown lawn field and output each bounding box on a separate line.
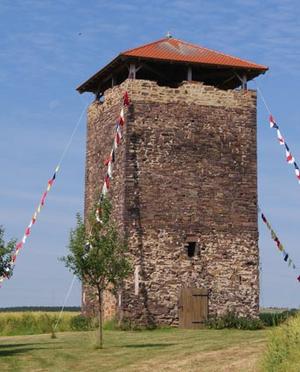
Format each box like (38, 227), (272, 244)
(0, 328), (267, 372)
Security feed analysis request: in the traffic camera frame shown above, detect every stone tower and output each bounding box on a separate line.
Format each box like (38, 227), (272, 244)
(77, 37), (268, 327)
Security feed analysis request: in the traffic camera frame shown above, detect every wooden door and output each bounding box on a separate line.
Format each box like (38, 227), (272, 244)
(179, 288), (208, 328)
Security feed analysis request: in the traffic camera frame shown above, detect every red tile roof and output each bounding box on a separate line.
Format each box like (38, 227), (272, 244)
(77, 37), (268, 93)
(122, 37), (268, 71)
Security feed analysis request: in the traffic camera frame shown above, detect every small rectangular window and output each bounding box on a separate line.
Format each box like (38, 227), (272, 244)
(186, 242), (197, 257)
(187, 242), (196, 257)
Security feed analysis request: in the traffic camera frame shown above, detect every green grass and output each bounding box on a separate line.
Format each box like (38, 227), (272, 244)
(0, 312), (81, 336)
(259, 309), (299, 327)
(0, 328), (267, 372)
(262, 313), (300, 371)
(0, 307), (80, 312)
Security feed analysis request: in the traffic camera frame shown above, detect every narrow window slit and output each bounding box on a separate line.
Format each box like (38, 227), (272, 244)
(187, 242), (196, 257)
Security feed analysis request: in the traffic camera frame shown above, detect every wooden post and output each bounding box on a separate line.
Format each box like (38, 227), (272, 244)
(241, 74), (247, 90)
(95, 91), (103, 102)
(235, 73), (248, 90)
(187, 66), (192, 81)
(129, 63), (136, 79)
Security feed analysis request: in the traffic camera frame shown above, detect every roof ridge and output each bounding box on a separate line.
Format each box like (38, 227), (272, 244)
(168, 37), (267, 69)
(121, 37), (169, 55)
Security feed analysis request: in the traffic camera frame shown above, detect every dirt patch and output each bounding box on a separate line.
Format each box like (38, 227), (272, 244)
(124, 339), (265, 372)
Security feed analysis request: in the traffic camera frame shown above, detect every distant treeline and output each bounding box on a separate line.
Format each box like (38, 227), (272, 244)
(0, 306), (81, 312)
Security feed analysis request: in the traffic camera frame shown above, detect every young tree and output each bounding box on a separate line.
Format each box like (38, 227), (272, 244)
(61, 198), (131, 348)
(0, 226), (16, 279)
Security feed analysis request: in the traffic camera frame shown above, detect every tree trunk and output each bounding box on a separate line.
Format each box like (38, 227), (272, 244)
(117, 289), (123, 328)
(97, 288), (103, 349)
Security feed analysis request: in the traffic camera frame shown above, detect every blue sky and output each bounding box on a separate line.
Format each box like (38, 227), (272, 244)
(1, 0), (300, 308)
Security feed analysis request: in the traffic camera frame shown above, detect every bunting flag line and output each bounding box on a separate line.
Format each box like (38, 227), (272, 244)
(95, 92), (130, 224)
(0, 165), (60, 285)
(0, 99), (88, 287)
(259, 207), (300, 283)
(268, 115), (300, 185)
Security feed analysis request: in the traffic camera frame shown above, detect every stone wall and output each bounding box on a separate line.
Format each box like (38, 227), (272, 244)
(83, 79), (259, 325)
(82, 87), (127, 319)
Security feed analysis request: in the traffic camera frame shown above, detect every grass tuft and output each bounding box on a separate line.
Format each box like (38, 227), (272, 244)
(261, 312), (300, 371)
(259, 309), (298, 327)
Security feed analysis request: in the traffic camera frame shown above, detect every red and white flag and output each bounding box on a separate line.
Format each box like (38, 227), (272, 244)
(102, 183), (108, 196)
(277, 129), (285, 145)
(123, 91), (130, 106)
(286, 149), (295, 164)
(105, 175), (110, 189)
(269, 115), (277, 128)
(119, 108), (125, 126)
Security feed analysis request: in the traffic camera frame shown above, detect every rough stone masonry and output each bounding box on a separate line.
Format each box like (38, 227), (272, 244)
(82, 78), (259, 326)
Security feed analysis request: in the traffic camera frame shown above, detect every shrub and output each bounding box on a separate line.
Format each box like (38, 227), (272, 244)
(205, 312), (264, 330)
(259, 309), (299, 327)
(103, 318), (118, 331)
(118, 318), (157, 331)
(70, 315), (92, 331)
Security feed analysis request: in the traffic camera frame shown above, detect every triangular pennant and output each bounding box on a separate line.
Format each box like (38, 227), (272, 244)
(95, 207), (102, 223)
(104, 157), (111, 166)
(286, 149), (295, 164)
(261, 213), (267, 224)
(102, 183), (108, 196)
(16, 242), (23, 250)
(271, 230), (276, 240)
(123, 91), (130, 106)
(274, 237), (281, 248)
(277, 129), (285, 145)
(115, 132), (121, 146)
(105, 174), (110, 189)
(269, 115), (276, 128)
(119, 108), (125, 126)
(107, 162), (112, 178)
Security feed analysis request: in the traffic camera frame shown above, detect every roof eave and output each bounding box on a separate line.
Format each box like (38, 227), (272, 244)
(76, 54), (268, 94)
(76, 54), (125, 94)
